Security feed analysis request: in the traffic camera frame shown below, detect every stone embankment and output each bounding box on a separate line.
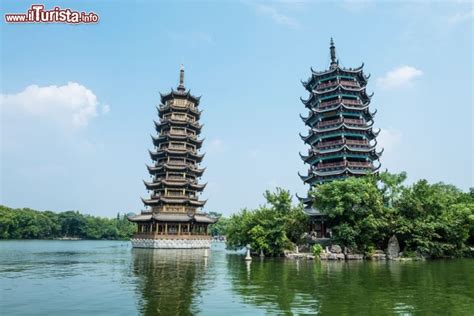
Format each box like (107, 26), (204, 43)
(285, 235), (423, 261)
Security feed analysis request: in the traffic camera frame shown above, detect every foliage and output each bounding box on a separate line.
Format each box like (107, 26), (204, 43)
(225, 188), (309, 256)
(208, 212), (230, 236)
(312, 244), (323, 256)
(0, 205), (136, 240)
(309, 172), (474, 258)
(310, 175), (389, 251)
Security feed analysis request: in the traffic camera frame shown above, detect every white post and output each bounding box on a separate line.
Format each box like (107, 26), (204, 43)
(204, 249), (208, 258)
(245, 244), (252, 261)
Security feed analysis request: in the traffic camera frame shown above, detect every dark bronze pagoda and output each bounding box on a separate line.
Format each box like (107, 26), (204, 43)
(298, 39), (382, 238)
(128, 66), (217, 249)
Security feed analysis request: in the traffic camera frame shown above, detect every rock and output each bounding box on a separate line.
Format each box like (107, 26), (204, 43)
(387, 235), (400, 259)
(328, 253), (338, 260)
(336, 253), (345, 260)
(372, 253), (387, 260)
(319, 253), (328, 260)
(375, 250), (385, 254)
(330, 244), (342, 254)
(345, 254), (364, 260)
(306, 255), (315, 260)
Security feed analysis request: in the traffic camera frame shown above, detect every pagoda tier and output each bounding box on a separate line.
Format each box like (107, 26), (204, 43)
(146, 163), (205, 177)
(128, 66), (216, 249)
(298, 39), (382, 225)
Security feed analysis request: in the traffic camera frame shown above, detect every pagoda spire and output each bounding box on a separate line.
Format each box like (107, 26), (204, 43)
(178, 64), (185, 91)
(330, 38), (338, 69)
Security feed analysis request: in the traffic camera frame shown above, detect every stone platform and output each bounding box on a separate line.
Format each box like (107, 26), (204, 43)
(131, 238), (212, 249)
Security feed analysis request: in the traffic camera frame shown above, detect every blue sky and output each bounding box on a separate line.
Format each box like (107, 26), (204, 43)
(1, 0), (472, 217)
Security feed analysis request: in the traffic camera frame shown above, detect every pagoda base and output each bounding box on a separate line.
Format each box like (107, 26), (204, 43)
(131, 236), (212, 249)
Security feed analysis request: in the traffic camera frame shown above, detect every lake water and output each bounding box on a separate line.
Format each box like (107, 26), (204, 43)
(0, 240), (473, 315)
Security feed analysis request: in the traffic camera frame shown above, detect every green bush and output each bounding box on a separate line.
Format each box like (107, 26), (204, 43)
(312, 244), (323, 256)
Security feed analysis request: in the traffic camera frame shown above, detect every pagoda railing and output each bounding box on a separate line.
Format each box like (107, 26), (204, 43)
(316, 80), (360, 91)
(316, 81), (338, 90)
(342, 99), (361, 106)
(316, 118), (365, 128)
(316, 161), (372, 169)
(167, 160), (187, 166)
(340, 80), (360, 88)
(165, 130), (186, 136)
(316, 161), (346, 169)
(347, 161), (372, 168)
(316, 139), (344, 148)
(346, 139), (369, 146)
(317, 118), (342, 127)
(319, 99), (340, 108)
(166, 175), (186, 181)
(161, 103), (198, 112)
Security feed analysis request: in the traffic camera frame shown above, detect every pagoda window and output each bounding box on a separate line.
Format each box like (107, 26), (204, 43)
(173, 98), (187, 107)
(169, 142), (185, 150)
(170, 127), (186, 135)
(167, 190), (184, 197)
(168, 172), (184, 180)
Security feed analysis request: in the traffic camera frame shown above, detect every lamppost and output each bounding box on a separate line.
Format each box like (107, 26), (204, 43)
(245, 244), (252, 261)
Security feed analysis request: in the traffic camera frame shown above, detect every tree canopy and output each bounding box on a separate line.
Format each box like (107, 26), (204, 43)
(0, 205), (135, 240)
(225, 188), (309, 256)
(311, 172), (474, 257)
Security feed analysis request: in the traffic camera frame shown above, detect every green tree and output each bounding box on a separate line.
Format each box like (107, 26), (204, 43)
(310, 176), (388, 251)
(225, 188), (308, 256)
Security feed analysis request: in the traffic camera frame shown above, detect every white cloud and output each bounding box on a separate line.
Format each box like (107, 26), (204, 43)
(255, 4), (301, 29)
(447, 10), (473, 25)
(377, 127), (402, 154)
(0, 82), (107, 128)
(376, 66), (423, 90)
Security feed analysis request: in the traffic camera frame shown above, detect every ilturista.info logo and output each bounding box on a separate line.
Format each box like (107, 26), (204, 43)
(4, 4), (99, 24)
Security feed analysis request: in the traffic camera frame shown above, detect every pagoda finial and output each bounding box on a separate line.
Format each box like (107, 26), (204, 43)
(330, 38), (338, 69)
(178, 64), (185, 91)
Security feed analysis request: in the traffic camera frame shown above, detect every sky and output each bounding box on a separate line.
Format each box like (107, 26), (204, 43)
(1, 0), (473, 217)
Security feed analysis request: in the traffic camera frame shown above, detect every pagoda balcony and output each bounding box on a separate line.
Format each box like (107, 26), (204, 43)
(347, 161), (372, 168)
(316, 80), (360, 91)
(166, 175), (187, 181)
(161, 103), (198, 112)
(167, 160), (187, 166)
(316, 118), (342, 128)
(163, 130), (187, 136)
(316, 118), (365, 129)
(316, 161), (346, 169)
(340, 80), (360, 88)
(315, 161), (372, 170)
(316, 81), (338, 90)
(166, 100), (197, 110)
(345, 139), (369, 146)
(167, 115), (196, 123)
(316, 139), (345, 148)
(319, 99), (341, 108)
(342, 99), (361, 106)
(151, 193), (198, 199)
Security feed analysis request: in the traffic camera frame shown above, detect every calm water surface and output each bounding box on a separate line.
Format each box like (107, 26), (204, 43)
(0, 240), (473, 315)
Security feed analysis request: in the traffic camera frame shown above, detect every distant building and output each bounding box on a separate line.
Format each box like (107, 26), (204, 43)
(128, 66), (217, 248)
(298, 39), (382, 238)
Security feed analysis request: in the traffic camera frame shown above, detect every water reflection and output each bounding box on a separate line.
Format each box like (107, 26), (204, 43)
(227, 257), (474, 315)
(131, 248), (210, 315)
